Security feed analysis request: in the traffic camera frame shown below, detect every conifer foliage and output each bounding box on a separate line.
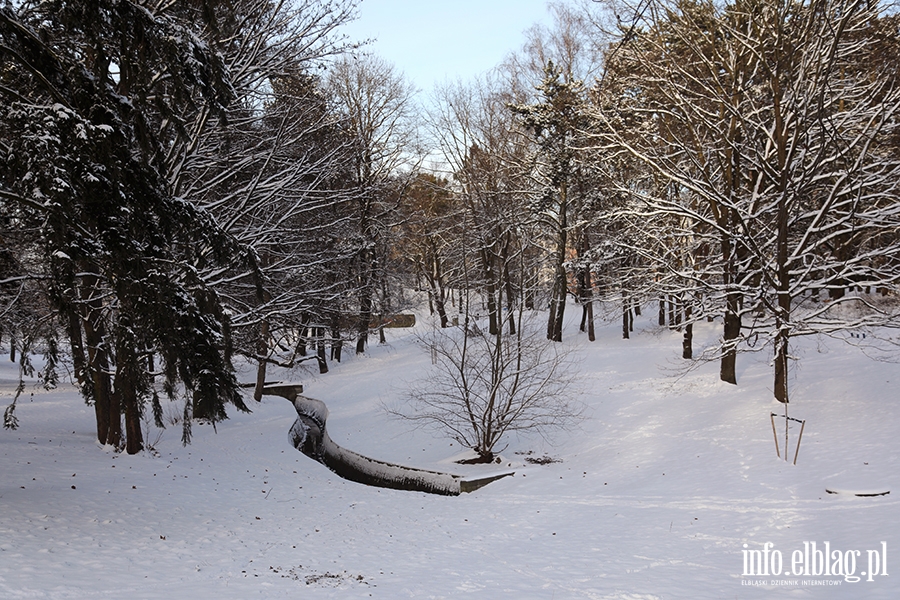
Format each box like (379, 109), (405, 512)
(0, 1), (255, 452)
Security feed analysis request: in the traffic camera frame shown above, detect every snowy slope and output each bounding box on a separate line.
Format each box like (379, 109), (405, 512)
(1, 304), (898, 599)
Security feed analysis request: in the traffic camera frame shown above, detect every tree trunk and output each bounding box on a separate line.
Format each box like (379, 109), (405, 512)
(330, 314), (343, 363)
(316, 325), (329, 374)
(503, 254), (517, 336)
(682, 303), (693, 359)
(296, 312), (309, 356)
(431, 276), (449, 328)
(356, 283), (372, 355)
(720, 294), (740, 384)
(548, 264), (567, 342)
(673, 295), (681, 330)
(586, 299), (595, 342)
(80, 273), (115, 445)
(720, 223), (740, 384)
(478, 243), (500, 336)
(622, 294), (630, 339)
(577, 236), (595, 342)
(253, 318), (269, 403)
(658, 298), (666, 326)
(66, 308), (87, 386)
(432, 254), (449, 328)
(774, 172), (791, 403)
(548, 180), (568, 343)
(115, 334), (143, 455)
(104, 339), (122, 449)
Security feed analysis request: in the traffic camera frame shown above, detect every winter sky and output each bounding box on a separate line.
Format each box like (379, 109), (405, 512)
(340, 0), (553, 93)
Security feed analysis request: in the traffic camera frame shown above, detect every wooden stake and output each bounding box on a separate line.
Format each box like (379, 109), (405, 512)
(771, 412), (780, 458)
(793, 420), (806, 465)
(784, 404), (790, 462)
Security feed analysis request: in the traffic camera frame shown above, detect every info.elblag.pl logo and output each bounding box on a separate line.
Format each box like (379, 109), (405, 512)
(741, 541), (888, 584)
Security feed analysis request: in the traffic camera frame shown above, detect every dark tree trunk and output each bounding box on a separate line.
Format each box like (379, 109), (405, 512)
(576, 236), (595, 341)
(659, 299), (666, 326)
(356, 284), (372, 355)
(317, 325), (329, 374)
(622, 294), (630, 340)
(378, 278), (389, 345)
(720, 223), (741, 385)
(774, 183), (791, 404)
(330, 315), (342, 363)
(297, 312), (309, 356)
(503, 257), (516, 336)
(668, 295), (676, 329)
(682, 303), (693, 359)
(105, 347), (122, 450)
(720, 294), (741, 385)
(115, 335), (143, 455)
(253, 318), (269, 403)
(65, 307), (87, 387)
(432, 254), (449, 328)
(586, 299), (595, 342)
(483, 264), (500, 336)
(431, 276), (449, 328)
(774, 333), (789, 403)
(548, 266), (566, 342)
(673, 296), (681, 330)
(80, 273), (114, 445)
(547, 179), (568, 343)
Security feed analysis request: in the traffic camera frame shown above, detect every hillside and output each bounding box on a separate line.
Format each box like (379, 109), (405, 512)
(1, 305), (897, 599)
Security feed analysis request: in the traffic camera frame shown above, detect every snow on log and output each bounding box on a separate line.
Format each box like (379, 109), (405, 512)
(825, 488), (890, 497)
(262, 383), (512, 496)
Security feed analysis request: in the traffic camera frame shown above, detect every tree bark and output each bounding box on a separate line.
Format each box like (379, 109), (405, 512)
(252, 318), (269, 403)
(115, 334), (143, 455)
(682, 303), (693, 359)
(502, 244), (517, 336)
(356, 272), (372, 355)
(80, 273), (114, 445)
(330, 314), (342, 363)
(548, 179), (568, 343)
(65, 308), (87, 387)
(720, 294), (740, 384)
(316, 325), (329, 373)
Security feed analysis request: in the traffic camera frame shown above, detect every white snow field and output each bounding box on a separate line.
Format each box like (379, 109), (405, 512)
(1, 304), (898, 599)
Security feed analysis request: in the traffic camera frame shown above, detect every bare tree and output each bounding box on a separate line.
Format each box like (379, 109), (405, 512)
(507, 2), (609, 342)
(428, 73), (537, 337)
(164, 0), (360, 403)
(592, 0), (900, 401)
(398, 281), (581, 463)
(327, 54), (418, 354)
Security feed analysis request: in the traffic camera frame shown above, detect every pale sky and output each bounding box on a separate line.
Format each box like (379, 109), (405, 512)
(339, 0), (553, 93)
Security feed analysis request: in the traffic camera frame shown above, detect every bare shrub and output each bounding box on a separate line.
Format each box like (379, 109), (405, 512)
(397, 312), (582, 462)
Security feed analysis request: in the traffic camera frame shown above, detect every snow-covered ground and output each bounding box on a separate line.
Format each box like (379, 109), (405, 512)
(1, 304), (898, 599)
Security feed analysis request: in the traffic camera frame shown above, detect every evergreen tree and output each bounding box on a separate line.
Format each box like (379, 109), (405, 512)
(0, 1), (253, 451)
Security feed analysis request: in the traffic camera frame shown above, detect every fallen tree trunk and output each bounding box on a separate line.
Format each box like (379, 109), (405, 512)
(262, 383), (513, 495)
